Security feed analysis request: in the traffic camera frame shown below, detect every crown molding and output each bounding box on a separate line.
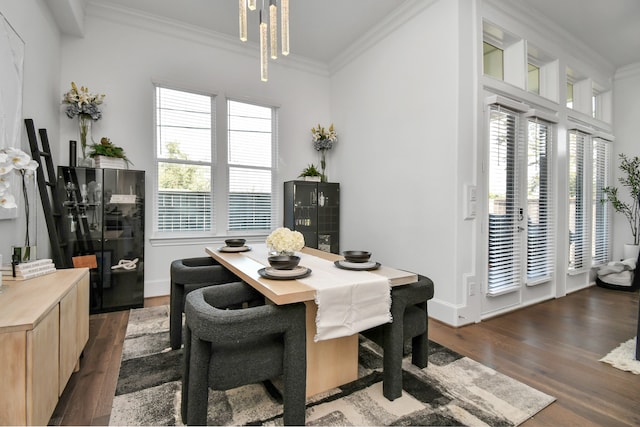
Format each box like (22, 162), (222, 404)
(328, 0), (438, 74)
(47, 0), (86, 37)
(614, 61), (640, 81)
(85, 1), (330, 78)
(483, 0), (615, 81)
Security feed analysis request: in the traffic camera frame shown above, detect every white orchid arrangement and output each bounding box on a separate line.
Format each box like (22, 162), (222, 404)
(310, 123), (337, 182)
(0, 147), (39, 247)
(0, 147), (37, 209)
(266, 227), (305, 253)
(62, 82), (105, 120)
(311, 123), (337, 151)
(62, 82), (106, 161)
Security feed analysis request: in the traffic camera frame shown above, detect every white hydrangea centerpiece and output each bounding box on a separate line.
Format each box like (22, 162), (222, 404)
(266, 227), (305, 254)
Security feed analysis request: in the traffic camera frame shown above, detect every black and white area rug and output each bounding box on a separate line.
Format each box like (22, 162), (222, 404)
(109, 306), (555, 426)
(600, 337), (640, 374)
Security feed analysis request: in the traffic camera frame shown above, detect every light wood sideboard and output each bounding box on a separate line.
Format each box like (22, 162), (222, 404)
(0, 268), (90, 426)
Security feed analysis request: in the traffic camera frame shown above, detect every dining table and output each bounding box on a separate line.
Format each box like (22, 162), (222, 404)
(205, 244), (418, 397)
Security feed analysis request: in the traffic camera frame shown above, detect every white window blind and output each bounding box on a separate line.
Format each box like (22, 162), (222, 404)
(227, 100), (273, 231)
(568, 130), (587, 271)
(592, 138), (611, 265)
(526, 117), (554, 284)
(487, 104), (523, 296)
(155, 86), (213, 232)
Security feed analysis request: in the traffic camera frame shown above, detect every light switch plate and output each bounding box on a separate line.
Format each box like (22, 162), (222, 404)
(464, 184), (477, 220)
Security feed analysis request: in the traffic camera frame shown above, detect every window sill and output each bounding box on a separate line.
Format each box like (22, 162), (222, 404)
(150, 233), (267, 247)
(567, 267), (588, 276)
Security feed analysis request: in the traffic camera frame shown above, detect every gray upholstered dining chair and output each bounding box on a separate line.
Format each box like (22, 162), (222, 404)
(181, 282), (307, 426)
(170, 257), (240, 350)
(362, 274), (434, 401)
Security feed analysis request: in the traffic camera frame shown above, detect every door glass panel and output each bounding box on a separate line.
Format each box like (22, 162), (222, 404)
(527, 120), (553, 283)
(568, 131), (586, 270)
(487, 106), (522, 295)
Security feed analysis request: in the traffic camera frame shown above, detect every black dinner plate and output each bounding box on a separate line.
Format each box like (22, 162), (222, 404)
(258, 267), (312, 280)
(334, 260), (381, 271)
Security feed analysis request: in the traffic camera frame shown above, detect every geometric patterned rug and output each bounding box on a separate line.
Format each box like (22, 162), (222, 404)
(109, 306), (555, 426)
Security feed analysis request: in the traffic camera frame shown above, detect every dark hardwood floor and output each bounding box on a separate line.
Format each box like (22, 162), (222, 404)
(51, 287), (639, 426)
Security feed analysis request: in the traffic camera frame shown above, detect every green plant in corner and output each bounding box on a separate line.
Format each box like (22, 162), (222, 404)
(89, 137), (132, 166)
(601, 153), (640, 245)
(298, 163), (322, 178)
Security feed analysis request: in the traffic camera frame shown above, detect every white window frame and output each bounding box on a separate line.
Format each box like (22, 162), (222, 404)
(153, 84), (215, 237)
(226, 98), (278, 233)
(484, 96), (557, 296)
(151, 83), (279, 241)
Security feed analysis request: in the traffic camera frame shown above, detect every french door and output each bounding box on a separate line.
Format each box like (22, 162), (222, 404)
(485, 102), (554, 302)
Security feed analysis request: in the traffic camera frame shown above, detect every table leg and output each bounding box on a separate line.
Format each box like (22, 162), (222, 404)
(304, 301), (359, 397)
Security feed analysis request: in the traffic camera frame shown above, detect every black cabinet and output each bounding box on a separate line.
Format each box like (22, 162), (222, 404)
(284, 181), (339, 254)
(58, 166), (145, 313)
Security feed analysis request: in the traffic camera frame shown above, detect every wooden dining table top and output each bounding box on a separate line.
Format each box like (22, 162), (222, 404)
(205, 244), (418, 305)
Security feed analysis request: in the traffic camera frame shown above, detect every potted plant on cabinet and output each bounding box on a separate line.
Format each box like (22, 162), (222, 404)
(89, 137), (132, 169)
(298, 163), (322, 182)
(602, 153), (640, 260)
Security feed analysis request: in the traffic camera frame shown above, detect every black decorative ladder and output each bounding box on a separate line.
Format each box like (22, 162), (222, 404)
(24, 118), (69, 268)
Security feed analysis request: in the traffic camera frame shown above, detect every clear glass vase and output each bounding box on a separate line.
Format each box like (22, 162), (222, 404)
(14, 170), (37, 262)
(78, 115), (94, 167)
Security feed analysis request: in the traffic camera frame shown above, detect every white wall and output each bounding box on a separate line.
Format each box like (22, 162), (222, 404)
(612, 63), (640, 258)
(57, 4), (333, 297)
(0, 0), (61, 266)
(331, 0), (468, 325)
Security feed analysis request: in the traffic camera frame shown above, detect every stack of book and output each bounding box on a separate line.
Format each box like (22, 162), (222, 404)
(1, 258), (57, 281)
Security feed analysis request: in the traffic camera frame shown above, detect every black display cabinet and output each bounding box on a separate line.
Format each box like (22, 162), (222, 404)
(284, 180), (339, 254)
(58, 166), (145, 313)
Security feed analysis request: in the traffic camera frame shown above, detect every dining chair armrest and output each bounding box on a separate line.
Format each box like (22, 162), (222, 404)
(171, 257), (238, 284)
(186, 284), (306, 343)
(392, 275), (434, 308)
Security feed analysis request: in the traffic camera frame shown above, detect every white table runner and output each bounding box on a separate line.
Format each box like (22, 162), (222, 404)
(246, 245), (392, 341)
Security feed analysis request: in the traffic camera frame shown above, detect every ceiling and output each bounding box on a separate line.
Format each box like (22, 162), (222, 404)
(55, 0), (640, 69)
(522, 0), (640, 69)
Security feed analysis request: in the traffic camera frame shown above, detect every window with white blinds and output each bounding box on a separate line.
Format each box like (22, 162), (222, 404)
(526, 117), (554, 284)
(155, 86), (213, 232)
(592, 138), (611, 265)
(227, 100), (273, 231)
(568, 130), (587, 271)
(487, 105), (522, 296)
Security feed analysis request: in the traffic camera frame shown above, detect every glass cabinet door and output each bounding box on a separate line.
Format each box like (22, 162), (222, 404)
(58, 167), (144, 313)
(58, 166), (102, 264)
(284, 181), (340, 254)
(317, 182), (340, 254)
(290, 181), (318, 249)
(100, 169), (145, 312)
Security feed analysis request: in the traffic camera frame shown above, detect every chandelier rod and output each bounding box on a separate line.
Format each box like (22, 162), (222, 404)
(238, 0), (290, 82)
